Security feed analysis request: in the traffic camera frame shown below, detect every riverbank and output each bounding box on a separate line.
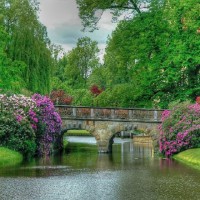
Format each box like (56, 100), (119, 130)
(65, 130), (90, 136)
(173, 148), (200, 170)
(0, 147), (23, 167)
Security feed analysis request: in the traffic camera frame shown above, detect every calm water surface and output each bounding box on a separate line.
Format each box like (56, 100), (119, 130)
(0, 136), (200, 200)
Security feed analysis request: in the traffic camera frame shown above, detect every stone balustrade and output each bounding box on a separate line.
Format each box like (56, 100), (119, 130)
(55, 105), (164, 122)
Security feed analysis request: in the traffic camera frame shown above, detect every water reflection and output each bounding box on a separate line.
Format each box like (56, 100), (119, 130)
(0, 138), (190, 176)
(0, 137), (200, 200)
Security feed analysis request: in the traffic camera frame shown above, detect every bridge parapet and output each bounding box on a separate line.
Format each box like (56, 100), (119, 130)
(55, 105), (164, 122)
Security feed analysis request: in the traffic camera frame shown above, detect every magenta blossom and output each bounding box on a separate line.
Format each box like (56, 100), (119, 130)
(32, 94), (62, 155)
(159, 102), (200, 157)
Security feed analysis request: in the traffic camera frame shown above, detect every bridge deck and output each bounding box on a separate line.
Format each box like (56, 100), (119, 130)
(55, 105), (164, 123)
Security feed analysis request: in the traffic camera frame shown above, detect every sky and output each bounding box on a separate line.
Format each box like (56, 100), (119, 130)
(38, 0), (117, 59)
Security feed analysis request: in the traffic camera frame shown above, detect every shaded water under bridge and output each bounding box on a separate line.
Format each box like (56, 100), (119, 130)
(55, 105), (164, 153)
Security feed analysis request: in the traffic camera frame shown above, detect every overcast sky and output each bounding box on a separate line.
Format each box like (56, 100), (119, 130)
(38, 0), (117, 58)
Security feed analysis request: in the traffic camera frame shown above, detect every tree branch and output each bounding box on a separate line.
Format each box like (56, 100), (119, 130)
(109, 5), (136, 10)
(129, 0), (141, 14)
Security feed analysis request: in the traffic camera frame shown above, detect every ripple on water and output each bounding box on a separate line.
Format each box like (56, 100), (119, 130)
(0, 140), (200, 200)
(20, 166), (71, 170)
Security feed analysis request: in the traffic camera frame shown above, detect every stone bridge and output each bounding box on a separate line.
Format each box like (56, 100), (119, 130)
(55, 105), (164, 153)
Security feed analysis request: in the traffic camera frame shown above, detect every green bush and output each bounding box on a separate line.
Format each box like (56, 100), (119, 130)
(70, 89), (93, 106)
(94, 84), (149, 108)
(0, 110), (36, 158)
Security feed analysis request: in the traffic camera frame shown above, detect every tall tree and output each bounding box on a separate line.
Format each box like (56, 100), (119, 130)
(65, 37), (100, 88)
(53, 54), (68, 83)
(0, 23), (25, 92)
(100, 0), (200, 108)
(0, 0), (55, 94)
(162, 0), (200, 99)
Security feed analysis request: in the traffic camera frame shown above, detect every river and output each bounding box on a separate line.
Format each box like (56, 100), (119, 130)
(0, 136), (200, 200)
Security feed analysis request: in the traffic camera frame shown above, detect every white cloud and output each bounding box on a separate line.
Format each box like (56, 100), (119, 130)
(38, 0), (79, 28)
(38, 0), (116, 57)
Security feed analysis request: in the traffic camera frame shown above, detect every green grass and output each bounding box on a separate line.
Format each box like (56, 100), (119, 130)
(63, 139), (69, 149)
(173, 148), (200, 170)
(66, 142), (97, 154)
(0, 147), (23, 168)
(64, 130), (91, 136)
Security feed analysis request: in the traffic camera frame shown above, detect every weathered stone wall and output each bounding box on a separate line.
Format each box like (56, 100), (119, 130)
(61, 119), (160, 153)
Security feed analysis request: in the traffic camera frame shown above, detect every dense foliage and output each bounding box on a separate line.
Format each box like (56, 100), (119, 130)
(159, 100), (200, 157)
(52, 37), (101, 106)
(99, 0), (200, 108)
(0, 0), (56, 94)
(0, 94), (62, 157)
(0, 25), (26, 92)
(58, 37), (100, 88)
(1, 0), (199, 109)
(51, 0), (200, 109)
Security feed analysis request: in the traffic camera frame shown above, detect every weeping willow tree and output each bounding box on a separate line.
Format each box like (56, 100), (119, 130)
(0, 22), (26, 92)
(0, 0), (55, 94)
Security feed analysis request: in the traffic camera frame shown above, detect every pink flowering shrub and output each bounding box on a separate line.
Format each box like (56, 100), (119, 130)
(159, 102), (200, 157)
(0, 94), (39, 129)
(0, 93), (62, 157)
(0, 103), (36, 157)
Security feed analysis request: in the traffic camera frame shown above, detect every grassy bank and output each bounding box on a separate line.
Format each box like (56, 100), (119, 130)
(173, 148), (200, 170)
(0, 147), (23, 167)
(64, 130), (91, 136)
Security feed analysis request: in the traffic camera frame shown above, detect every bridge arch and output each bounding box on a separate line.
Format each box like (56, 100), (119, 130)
(56, 106), (163, 153)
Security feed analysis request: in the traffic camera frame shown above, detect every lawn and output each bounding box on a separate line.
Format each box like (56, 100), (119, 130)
(64, 129), (91, 136)
(0, 147), (23, 167)
(173, 148), (200, 170)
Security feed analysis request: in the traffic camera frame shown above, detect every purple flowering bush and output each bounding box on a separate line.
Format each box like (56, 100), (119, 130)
(0, 93), (62, 157)
(159, 102), (200, 157)
(32, 94), (62, 156)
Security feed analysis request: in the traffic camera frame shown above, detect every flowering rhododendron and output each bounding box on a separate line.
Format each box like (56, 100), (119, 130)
(32, 94), (62, 155)
(161, 110), (171, 121)
(159, 102), (200, 157)
(29, 109), (38, 130)
(0, 94), (39, 130)
(0, 93), (62, 156)
(16, 115), (23, 122)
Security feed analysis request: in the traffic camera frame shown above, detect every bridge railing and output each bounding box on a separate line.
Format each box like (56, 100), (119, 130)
(55, 105), (165, 122)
